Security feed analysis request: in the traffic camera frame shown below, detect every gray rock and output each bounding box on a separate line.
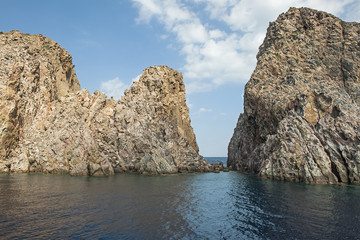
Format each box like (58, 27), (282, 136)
(228, 8), (360, 184)
(0, 31), (211, 176)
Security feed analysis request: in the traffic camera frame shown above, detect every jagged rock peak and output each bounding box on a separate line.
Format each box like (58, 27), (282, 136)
(0, 30), (80, 97)
(122, 65), (199, 152)
(0, 31), (214, 176)
(0, 30), (79, 164)
(228, 7), (360, 184)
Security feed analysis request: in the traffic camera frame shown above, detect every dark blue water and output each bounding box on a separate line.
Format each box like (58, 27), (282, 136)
(0, 158), (360, 239)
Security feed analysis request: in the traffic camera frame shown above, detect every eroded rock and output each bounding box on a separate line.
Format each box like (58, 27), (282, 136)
(0, 31), (211, 176)
(228, 8), (360, 184)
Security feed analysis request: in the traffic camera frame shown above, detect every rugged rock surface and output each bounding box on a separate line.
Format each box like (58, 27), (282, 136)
(0, 30), (212, 176)
(228, 8), (360, 184)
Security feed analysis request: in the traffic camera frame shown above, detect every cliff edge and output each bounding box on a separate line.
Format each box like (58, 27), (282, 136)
(228, 8), (360, 184)
(0, 30), (211, 175)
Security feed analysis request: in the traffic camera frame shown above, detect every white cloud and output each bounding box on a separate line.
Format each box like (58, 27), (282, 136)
(174, 22), (208, 43)
(298, 0), (354, 16)
(192, 107), (212, 116)
(133, 0), (193, 26)
(131, 74), (142, 83)
(100, 77), (129, 100)
(191, 107), (213, 117)
(209, 29), (226, 39)
(100, 74), (141, 100)
(186, 81), (215, 94)
(343, 1), (360, 22)
(132, 0), (162, 23)
(199, 107), (212, 113)
(197, 0), (353, 32)
(132, 0), (358, 94)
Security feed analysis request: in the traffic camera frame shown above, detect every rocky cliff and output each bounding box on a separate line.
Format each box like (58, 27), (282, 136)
(0, 30), (212, 176)
(228, 8), (360, 184)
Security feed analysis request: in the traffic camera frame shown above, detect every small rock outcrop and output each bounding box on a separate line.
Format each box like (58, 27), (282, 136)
(0, 30), (211, 176)
(228, 8), (360, 184)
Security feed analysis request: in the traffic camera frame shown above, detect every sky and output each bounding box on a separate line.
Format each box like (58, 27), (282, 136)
(1, 0), (359, 157)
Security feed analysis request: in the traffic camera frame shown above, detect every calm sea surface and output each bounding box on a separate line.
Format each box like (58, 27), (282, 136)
(0, 157), (359, 240)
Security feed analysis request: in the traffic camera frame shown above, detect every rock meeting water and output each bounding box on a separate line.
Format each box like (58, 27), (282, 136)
(1, 158), (359, 239)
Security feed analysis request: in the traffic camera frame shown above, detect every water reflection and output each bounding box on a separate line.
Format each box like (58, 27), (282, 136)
(0, 173), (359, 239)
(177, 172), (360, 239)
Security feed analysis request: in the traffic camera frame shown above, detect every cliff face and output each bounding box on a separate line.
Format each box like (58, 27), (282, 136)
(0, 31), (79, 170)
(228, 8), (360, 184)
(0, 31), (210, 175)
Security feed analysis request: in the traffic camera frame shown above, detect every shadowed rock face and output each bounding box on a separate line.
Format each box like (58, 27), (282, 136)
(0, 30), (210, 176)
(228, 8), (360, 184)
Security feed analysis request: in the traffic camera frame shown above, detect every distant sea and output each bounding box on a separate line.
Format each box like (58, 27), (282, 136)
(204, 156), (227, 166)
(0, 157), (359, 239)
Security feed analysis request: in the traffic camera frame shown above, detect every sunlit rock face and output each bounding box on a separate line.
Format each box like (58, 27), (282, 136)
(228, 8), (360, 184)
(0, 30), (211, 176)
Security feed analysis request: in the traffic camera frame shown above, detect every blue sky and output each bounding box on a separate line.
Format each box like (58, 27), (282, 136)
(1, 0), (359, 156)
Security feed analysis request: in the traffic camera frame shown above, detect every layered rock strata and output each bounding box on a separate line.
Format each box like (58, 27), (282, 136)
(228, 8), (360, 184)
(0, 30), (211, 176)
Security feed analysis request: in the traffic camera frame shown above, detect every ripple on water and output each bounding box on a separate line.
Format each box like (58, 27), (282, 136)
(0, 172), (360, 239)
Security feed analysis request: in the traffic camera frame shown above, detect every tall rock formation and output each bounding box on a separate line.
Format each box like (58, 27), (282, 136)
(228, 8), (360, 184)
(0, 30), (210, 176)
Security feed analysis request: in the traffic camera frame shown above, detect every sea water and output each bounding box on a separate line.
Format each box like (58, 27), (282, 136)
(0, 157), (359, 239)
